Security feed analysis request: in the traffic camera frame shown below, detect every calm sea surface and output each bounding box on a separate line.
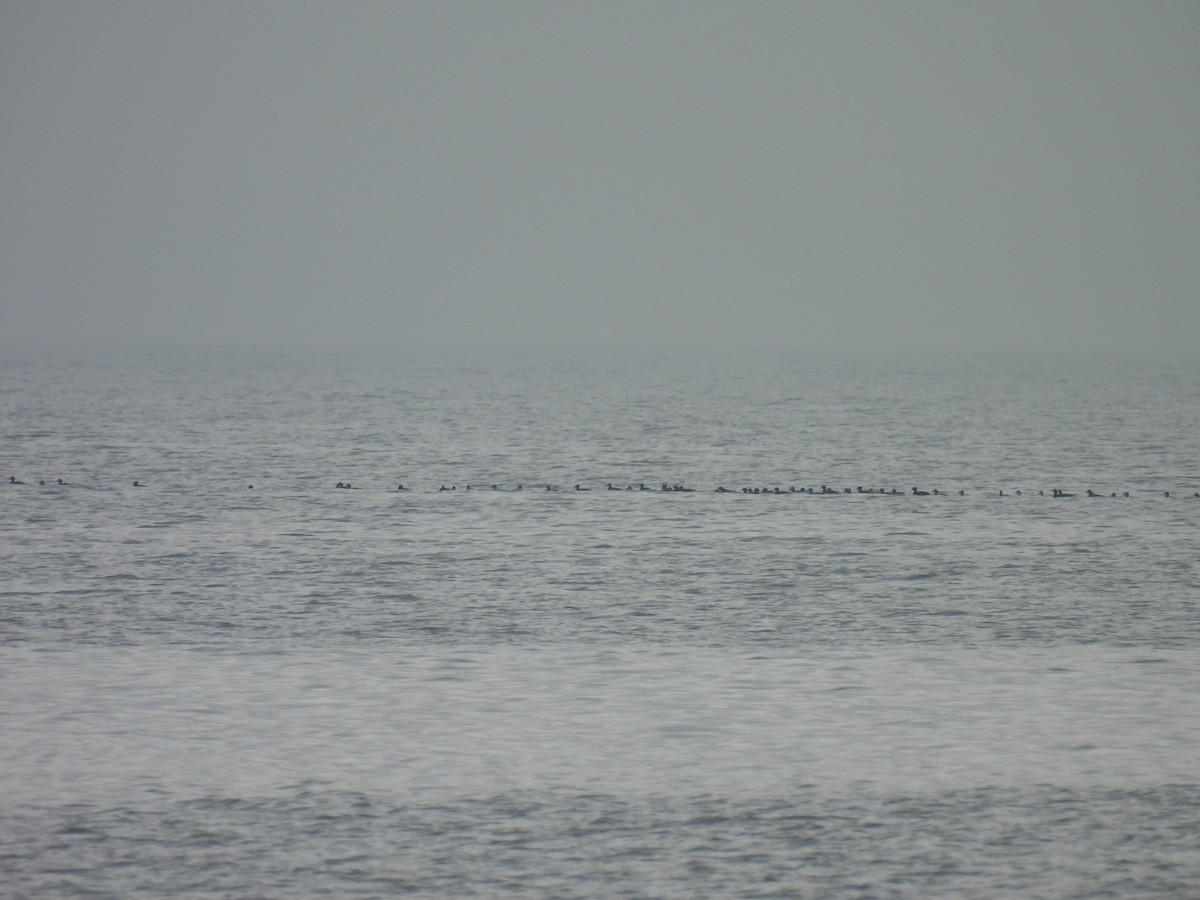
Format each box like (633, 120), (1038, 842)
(2, 344), (1199, 897)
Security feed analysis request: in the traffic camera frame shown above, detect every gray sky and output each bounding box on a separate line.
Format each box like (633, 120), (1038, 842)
(2, 1), (1198, 352)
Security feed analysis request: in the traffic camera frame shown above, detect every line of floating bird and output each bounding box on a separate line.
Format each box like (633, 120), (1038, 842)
(361, 482), (1194, 497)
(11, 476), (1197, 497)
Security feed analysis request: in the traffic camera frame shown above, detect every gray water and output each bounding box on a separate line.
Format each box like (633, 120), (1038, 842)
(2, 344), (1199, 897)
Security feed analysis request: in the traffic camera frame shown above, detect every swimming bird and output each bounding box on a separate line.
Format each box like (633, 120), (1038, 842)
(9, 476), (24, 484)
(912, 487), (930, 496)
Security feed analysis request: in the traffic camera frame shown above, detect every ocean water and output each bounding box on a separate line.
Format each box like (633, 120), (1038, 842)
(2, 343), (1199, 897)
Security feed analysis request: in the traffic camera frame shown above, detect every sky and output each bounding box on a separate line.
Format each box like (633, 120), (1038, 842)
(1, 1), (1198, 353)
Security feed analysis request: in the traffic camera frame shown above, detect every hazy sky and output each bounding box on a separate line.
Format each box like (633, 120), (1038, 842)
(2, 1), (1198, 352)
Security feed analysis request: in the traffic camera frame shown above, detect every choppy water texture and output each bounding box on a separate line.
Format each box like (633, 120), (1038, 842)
(2, 344), (1199, 897)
